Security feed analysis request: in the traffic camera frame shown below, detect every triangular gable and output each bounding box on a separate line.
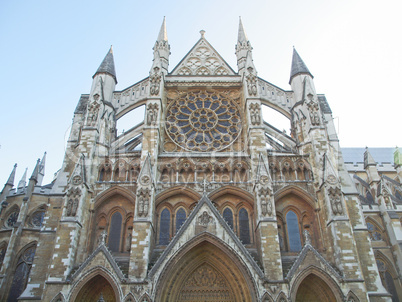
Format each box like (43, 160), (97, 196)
(148, 192), (264, 279)
(170, 36), (236, 76)
(322, 153), (339, 186)
(69, 242), (125, 282)
(286, 242), (342, 281)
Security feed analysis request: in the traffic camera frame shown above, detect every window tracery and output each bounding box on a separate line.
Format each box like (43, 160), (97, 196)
(6, 210), (19, 228)
(7, 245), (36, 302)
(223, 208), (234, 230)
(30, 209), (45, 228)
(366, 221), (383, 241)
(108, 212), (123, 252)
(165, 90), (242, 152)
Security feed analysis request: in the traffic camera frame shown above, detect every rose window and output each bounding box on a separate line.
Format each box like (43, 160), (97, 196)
(165, 90), (241, 152)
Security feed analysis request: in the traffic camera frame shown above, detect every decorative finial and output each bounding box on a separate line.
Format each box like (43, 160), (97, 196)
(200, 30), (205, 38)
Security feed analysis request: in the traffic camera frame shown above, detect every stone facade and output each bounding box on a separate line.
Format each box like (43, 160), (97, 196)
(0, 18), (401, 301)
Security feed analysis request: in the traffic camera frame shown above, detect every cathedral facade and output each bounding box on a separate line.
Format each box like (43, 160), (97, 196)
(0, 18), (401, 301)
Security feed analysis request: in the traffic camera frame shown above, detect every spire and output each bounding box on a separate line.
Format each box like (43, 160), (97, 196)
(236, 17), (255, 76)
(37, 152), (46, 186)
(18, 168), (28, 189)
(30, 158), (41, 182)
(6, 164), (17, 186)
(289, 47), (313, 84)
(93, 46), (117, 83)
(157, 16), (168, 42)
(152, 17), (170, 75)
(238, 17), (249, 44)
(364, 147), (376, 169)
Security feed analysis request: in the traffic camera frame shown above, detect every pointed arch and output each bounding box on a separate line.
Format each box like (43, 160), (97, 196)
(274, 185), (316, 208)
(154, 232), (258, 302)
(209, 185), (254, 205)
(290, 266), (343, 302)
(27, 203), (47, 228)
(261, 291), (274, 302)
(94, 186), (136, 208)
(345, 290), (360, 302)
(275, 291), (288, 302)
(139, 293), (152, 302)
(7, 242), (37, 302)
(68, 266), (122, 302)
(3, 204), (20, 228)
(155, 186), (201, 206)
(123, 292), (136, 302)
(50, 292), (66, 302)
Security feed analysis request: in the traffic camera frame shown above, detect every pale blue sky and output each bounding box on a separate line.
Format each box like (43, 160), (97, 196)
(1, 0), (401, 185)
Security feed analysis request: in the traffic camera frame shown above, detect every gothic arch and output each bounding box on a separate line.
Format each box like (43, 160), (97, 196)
(209, 185), (254, 205)
(261, 291), (274, 302)
(123, 292), (135, 302)
(26, 204), (47, 228)
(155, 186), (201, 205)
(274, 185), (315, 208)
(290, 266), (343, 302)
(94, 186), (136, 208)
(154, 233), (259, 302)
(345, 290), (360, 302)
(139, 293), (152, 302)
(68, 266), (122, 302)
(50, 292), (66, 302)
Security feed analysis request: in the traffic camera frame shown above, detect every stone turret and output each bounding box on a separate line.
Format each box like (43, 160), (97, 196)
(0, 164), (16, 203)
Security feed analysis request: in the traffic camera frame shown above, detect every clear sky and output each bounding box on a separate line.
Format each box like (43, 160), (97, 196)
(1, 0), (401, 186)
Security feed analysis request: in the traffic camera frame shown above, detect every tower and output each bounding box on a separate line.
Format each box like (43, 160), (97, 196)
(0, 18), (400, 302)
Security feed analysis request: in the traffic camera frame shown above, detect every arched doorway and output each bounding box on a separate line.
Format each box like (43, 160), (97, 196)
(155, 237), (258, 301)
(295, 273), (338, 302)
(73, 275), (117, 302)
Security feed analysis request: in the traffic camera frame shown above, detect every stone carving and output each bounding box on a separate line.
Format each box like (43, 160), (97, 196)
(165, 89), (242, 152)
(126, 232), (132, 252)
(146, 103), (158, 126)
(303, 229), (311, 245)
(100, 231), (107, 244)
(86, 101), (101, 127)
(259, 188), (272, 216)
(249, 103), (261, 125)
(137, 188), (151, 217)
(328, 187), (343, 215)
(198, 211), (213, 227)
(150, 67), (161, 96)
(179, 263), (233, 301)
(307, 101), (320, 126)
(246, 69), (257, 96)
(132, 285), (143, 295)
(66, 187), (81, 217)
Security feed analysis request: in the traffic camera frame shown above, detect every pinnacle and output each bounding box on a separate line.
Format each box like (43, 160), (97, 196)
(289, 48), (313, 84)
(6, 164), (17, 186)
(93, 46), (117, 83)
(238, 17), (249, 43)
(157, 16), (168, 42)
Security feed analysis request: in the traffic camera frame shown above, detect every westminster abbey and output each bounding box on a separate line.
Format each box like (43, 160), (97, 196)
(0, 18), (401, 301)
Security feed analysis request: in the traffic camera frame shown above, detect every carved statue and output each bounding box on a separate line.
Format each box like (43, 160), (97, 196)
(86, 102), (100, 127)
(71, 198), (79, 216)
(329, 187), (343, 215)
(126, 232), (132, 252)
(150, 67), (161, 96)
(249, 103), (261, 125)
(246, 72), (257, 96)
(303, 229), (311, 245)
(66, 199), (73, 216)
(307, 101), (320, 126)
(147, 103), (158, 126)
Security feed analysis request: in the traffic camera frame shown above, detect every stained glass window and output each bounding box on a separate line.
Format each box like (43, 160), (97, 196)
(108, 212), (122, 252)
(159, 209), (170, 245)
(6, 211), (19, 228)
(367, 222), (382, 241)
(31, 211), (45, 228)
(0, 246), (6, 269)
(286, 211), (302, 252)
(239, 208), (250, 244)
(165, 90), (242, 152)
(223, 208), (234, 230)
(376, 260), (398, 302)
(7, 245), (36, 302)
(176, 208), (186, 232)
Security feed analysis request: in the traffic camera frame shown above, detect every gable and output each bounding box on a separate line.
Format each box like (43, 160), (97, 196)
(170, 37), (236, 76)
